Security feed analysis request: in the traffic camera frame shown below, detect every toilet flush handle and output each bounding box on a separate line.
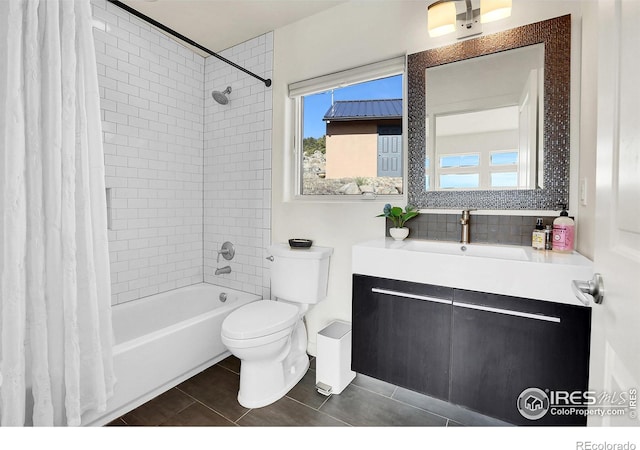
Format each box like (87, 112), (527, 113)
(266, 255), (274, 262)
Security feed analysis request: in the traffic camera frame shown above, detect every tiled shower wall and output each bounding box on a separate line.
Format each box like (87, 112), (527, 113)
(91, 1), (273, 304)
(203, 34), (273, 299)
(92, 0), (205, 304)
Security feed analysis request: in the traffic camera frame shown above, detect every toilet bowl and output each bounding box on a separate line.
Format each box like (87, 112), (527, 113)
(220, 243), (333, 408)
(221, 300), (309, 408)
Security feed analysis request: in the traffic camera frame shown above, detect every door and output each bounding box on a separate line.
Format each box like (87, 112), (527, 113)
(588, 0), (640, 426)
(377, 126), (402, 177)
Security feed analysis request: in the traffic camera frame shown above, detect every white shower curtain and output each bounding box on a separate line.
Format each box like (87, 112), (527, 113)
(0, 0), (115, 426)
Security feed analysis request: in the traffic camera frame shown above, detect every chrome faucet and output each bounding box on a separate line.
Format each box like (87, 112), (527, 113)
(215, 241), (235, 275)
(460, 209), (471, 244)
(215, 266), (232, 275)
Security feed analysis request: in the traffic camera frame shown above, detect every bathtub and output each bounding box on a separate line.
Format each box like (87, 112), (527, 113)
(82, 283), (260, 426)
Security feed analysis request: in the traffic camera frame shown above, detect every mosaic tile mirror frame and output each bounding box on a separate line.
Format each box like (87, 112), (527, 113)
(407, 15), (571, 210)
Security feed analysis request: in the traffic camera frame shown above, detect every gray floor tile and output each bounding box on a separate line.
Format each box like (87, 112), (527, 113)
(350, 373), (397, 397)
(320, 384), (447, 426)
(392, 386), (511, 427)
(160, 403), (237, 426)
(109, 359), (506, 427)
(238, 396), (347, 427)
(286, 369), (330, 409)
(177, 364), (249, 422)
(105, 418), (127, 426)
(217, 355), (241, 374)
(121, 388), (195, 426)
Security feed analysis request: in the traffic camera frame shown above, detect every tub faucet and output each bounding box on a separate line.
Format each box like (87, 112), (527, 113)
(460, 209), (471, 244)
(217, 241), (235, 263)
(215, 242), (235, 275)
(215, 266), (232, 275)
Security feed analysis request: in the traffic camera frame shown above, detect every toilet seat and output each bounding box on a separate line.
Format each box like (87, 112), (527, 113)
(221, 300), (298, 340)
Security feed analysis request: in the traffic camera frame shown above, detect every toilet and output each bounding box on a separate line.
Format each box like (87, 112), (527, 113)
(221, 243), (333, 408)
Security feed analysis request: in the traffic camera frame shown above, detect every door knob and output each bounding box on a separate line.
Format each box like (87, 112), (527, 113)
(571, 273), (604, 305)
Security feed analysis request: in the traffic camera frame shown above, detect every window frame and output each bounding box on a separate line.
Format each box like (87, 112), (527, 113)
(288, 56), (406, 202)
(489, 150), (519, 189)
(433, 148), (523, 190)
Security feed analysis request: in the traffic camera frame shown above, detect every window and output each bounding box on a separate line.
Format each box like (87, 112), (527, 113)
(431, 106), (526, 190)
(489, 150), (518, 188)
(490, 151), (518, 166)
(440, 173), (480, 189)
(436, 152), (480, 190)
(440, 154), (480, 168)
(491, 172), (518, 187)
(289, 57), (405, 197)
(434, 150), (520, 190)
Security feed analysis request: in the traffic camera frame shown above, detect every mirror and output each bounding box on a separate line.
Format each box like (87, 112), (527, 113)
(408, 15), (571, 209)
(427, 44), (544, 191)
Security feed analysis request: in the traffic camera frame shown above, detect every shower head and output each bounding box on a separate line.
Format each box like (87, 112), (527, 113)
(212, 86), (232, 105)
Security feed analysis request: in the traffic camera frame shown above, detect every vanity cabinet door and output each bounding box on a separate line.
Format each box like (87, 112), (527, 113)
(352, 274), (453, 400)
(450, 289), (591, 426)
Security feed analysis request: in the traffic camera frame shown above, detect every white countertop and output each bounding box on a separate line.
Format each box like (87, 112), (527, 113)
(352, 238), (594, 307)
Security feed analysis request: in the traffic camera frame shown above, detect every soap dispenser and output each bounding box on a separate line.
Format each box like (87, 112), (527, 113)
(532, 218), (545, 250)
(552, 204), (575, 252)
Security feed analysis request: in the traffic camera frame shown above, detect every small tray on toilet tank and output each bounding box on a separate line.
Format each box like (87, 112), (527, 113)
(288, 238), (312, 249)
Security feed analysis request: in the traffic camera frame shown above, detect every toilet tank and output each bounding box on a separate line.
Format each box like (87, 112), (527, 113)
(268, 244), (333, 304)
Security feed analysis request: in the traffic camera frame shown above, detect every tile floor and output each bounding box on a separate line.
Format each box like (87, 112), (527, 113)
(107, 355), (510, 427)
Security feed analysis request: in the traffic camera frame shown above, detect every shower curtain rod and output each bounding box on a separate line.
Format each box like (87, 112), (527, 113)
(105, 0), (272, 87)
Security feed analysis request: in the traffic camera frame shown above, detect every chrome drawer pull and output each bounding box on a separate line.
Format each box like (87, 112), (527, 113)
(371, 288), (453, 305)
(453, 301), (561, 323)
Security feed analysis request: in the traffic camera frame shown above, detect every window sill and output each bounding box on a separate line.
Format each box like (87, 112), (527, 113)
(288, 193), (406, 204)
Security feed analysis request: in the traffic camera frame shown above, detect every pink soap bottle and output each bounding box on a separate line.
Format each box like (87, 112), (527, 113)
(552, 204), (575, 253)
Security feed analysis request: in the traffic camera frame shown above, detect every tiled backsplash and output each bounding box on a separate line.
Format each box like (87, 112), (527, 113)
(389, 214), (558, 246)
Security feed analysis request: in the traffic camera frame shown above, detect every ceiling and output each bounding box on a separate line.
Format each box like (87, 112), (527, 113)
(118, 0), (347, 56)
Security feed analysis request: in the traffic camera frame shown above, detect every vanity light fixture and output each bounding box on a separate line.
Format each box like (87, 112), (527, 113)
(427, 0), (512, 39)
(480, 0), (512, 23)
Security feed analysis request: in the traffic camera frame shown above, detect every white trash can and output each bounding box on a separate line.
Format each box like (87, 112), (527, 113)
(315, 320), (356, 395)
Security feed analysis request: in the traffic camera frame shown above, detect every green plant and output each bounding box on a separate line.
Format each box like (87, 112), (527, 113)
(377, 204), (419, 228)
(354, 177), (368, 187)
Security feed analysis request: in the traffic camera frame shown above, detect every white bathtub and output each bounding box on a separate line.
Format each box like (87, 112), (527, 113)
(82, 283), (260, 426)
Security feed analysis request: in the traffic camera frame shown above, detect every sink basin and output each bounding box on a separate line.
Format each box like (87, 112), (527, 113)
(352, 238), (594, 307)
(402, 240), (529, 261)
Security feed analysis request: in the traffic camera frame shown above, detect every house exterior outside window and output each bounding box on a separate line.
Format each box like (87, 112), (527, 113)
(323, 99), (402, 181)
(288, 56), (405, 198)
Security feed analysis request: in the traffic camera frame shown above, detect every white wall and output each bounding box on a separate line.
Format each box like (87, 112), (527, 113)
(272, 0), (592, 353)
(577, 1), (598, 260)
(92, 0), (205, 305)
(203, 33), (273, 299)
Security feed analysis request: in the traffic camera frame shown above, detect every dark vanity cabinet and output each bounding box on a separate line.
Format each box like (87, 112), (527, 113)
(450, 289), (591, 426)
(352, 274), (592, 426)
(351, 275), (453, 400)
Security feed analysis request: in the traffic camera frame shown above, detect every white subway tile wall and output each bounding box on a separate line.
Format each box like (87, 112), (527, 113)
(91, 0), (272, 304)
(93, 0), (204, 304)
(204, 34), (273, 299)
